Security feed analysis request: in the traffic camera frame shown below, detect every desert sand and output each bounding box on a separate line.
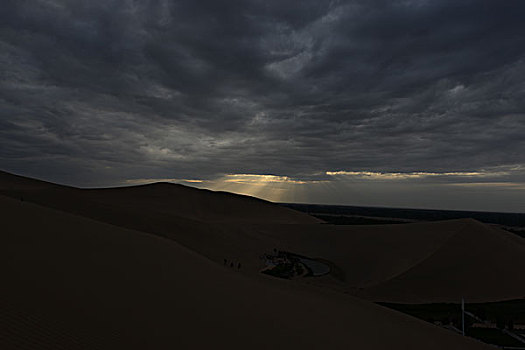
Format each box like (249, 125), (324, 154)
(1, 195), (491, 349)
(1, 170), (524, 348)
(2, 171), (523, 303)
(250, 219), (525, 302)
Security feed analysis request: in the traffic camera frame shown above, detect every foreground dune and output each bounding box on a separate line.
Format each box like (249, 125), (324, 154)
(1, 195), (491, 349)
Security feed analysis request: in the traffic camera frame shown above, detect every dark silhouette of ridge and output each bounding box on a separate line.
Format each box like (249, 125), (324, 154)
(0, 170), (320, 225)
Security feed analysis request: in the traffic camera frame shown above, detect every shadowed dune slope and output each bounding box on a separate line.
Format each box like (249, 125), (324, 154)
(253, 220), (525, 302)
(0, 171), (320, 274)
(0, 170), (67, 190)
(357, 219), (525, 303)
(0, 170), (320, 224)
(0, 195), (491, 349)
(88, 183), (322, 224)
(0, 171), (319, 273)
(252, 220), (465, 287)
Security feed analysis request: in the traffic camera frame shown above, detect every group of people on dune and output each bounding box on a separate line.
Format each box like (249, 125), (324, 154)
(224, 258), (241, 269)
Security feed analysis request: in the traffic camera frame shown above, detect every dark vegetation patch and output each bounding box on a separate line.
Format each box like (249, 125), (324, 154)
(261, 251), (308, 279)
(261, 251), (334, 279)
(502, 227), (525, 239)
(380, 299), (525, 326)
(282, 203), (525, 227)
(262, 263), (301, 279)
(467, 328), (524, 347)
(312, 214), (410, 225)
(379, 299), (525, 347)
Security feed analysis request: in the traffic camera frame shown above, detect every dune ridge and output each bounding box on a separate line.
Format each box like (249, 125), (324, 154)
(359, 219), (525, 303)
(0, 170), (320, 225)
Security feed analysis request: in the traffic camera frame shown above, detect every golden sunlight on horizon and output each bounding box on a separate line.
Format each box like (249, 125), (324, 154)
(203, 174), (320, 202)
(121, 168), (525, 209)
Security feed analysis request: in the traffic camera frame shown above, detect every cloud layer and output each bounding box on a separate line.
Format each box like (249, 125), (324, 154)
(1, 0), (525, 210)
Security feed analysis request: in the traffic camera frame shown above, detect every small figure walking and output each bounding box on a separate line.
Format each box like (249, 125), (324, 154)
(237, 262), (241, 269)
(224, 258), (227, 266)
(230, 262), (234, 268)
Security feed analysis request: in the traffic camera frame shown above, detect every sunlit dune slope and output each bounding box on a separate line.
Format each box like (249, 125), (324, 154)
(0, 195), (491, 349)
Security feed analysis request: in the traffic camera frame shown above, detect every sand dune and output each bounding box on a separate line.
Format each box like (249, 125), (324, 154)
(0, 171), (317, 273)
(0, 170), (319, 224)
(0, 195), (491, 349)
(359, 219), (525, 303)
(1, 170), (524, 305)
(87, 183), (321, 224)
(252, 220), (465, 287)
(250, 220), (525, 302)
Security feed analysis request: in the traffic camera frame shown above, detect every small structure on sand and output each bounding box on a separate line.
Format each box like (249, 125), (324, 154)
(261, 250), (330, 279)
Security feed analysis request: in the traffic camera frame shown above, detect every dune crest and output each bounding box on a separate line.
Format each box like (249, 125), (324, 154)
(0, 170), (320, 224)
(358, 219), (525, 303)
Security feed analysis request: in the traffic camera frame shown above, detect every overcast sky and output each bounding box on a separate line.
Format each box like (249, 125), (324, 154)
(1, 0), (525, 212)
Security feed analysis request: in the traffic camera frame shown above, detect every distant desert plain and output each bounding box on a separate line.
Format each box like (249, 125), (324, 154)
(2, 170), (524, 349)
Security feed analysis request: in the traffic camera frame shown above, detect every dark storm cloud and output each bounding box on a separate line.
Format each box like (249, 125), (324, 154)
(1, 0), (525, 187)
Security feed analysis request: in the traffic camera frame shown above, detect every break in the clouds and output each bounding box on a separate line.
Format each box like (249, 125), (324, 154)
(1, 0), (525, 211)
